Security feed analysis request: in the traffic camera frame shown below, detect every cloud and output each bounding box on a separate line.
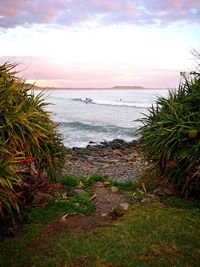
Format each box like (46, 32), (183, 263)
(0, 56), (182, 88)
(0, 0), (199, 29)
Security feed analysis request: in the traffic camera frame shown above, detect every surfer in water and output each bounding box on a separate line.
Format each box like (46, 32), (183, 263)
(85, 97), (92, 103)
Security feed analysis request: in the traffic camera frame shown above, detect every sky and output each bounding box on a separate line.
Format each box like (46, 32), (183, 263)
(0, 0), (200, 88)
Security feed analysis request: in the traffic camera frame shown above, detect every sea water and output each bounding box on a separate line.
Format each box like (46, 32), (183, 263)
(41, 89), (169, 147)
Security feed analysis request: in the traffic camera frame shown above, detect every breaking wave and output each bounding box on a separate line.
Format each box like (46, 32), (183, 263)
(59, 121), (136, 135)
(73, 98), (151, 108)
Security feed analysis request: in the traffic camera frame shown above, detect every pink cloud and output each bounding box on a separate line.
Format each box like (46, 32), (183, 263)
(0, 0), (199, 29)
(0, 56), (182, 88)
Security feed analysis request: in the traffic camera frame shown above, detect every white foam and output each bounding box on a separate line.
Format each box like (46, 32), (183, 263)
(91, 99), (151, 108)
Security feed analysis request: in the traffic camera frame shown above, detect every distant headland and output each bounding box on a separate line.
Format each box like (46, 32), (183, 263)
(111, 85), (145, 89)
(29, 84), (147, 90)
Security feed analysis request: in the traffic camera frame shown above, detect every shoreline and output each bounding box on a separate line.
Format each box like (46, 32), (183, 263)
(64, 139), (148, 181)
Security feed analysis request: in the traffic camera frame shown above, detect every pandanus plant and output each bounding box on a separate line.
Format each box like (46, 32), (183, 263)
(138, 55), (200, 197)
(0, 62), (66, 219)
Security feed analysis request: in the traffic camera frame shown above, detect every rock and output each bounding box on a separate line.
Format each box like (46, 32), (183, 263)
(65, 153), (74, 160)
(100, 141), (108, 146)
(101, 164), (110, 169)
(108, 159), (121, 164)
(112, 138), (126, 144)
(72, 147), (79, 151)
(118, 202), (130, 211)
(126, 152), (138, 162)
(110, 143), (123, 149)
(89, 141), (96, 144)
(141, 194), (157, 203)
(68, 188), (87, 196)
(31, 192), (53, 205)
(101, 213), (108, 217)
(111, 207), (126, 218)
(95, 182), (104, 188)
(162, 188), (174, 195)
(100, 139), (126, 149)
(141, 197), (151, 203)
(81, 166), (90, 172)
(65, 138), (148, 182)
(113, 149), (124, 157)
(154, 187), (174, 196)
(154, 191), (167, 197)
(127, 140), (139, 148)
(85, 155), (95, 161)
(110, 186), (119, 193)
(123, 148), (132, 154)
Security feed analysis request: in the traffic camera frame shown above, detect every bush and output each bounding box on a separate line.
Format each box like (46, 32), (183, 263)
(0, 62), (66, 219)
(138, 58), (200, 197)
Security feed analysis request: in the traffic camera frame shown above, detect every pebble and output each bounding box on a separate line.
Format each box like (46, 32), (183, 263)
(64, 139), (148, 182)
(31, 192), (53, 205)
(118, 202), (130, 210)
(68, 188), (87, 196)
(110, 186), (119, 193)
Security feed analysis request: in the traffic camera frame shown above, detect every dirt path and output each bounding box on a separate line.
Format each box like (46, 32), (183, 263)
(41, 183), (130, 236)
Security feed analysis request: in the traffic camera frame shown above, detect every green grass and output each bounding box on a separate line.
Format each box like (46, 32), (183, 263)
(60, 174), (107, 187)
(1, 175), (200, 266)
(20, 175), (110, 225)
(21, 195), (95, 224)
(112, 179), (138, 191)
(161, 196), (200, 211)
(1, 201), (200, 267)
(61, 175), (138, 191)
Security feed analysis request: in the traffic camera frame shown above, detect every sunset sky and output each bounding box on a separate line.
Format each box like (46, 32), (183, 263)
(0, 0), (199, 88)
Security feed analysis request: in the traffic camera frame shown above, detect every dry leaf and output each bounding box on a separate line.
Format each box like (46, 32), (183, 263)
(61, 192), (68, 199)
(78, 181), (85, 188)
(102, 181), (111, 186)
(142, 182), (147, 194)
(88, 193), (98, 201)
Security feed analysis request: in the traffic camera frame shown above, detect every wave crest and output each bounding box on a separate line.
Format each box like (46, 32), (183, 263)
(73, 98), (151, 108)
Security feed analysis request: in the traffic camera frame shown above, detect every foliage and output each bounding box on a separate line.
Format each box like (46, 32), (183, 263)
(138, 57), (200, 197)
(0, 62), (66, 219)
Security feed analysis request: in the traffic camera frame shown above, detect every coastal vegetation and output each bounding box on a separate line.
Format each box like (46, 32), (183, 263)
(0, 62), (66, 219)
(1, 58), (200, 266)
(138, 53), (200, 197)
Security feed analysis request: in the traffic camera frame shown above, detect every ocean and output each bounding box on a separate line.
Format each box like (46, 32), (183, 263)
(41, 89), (169, 147)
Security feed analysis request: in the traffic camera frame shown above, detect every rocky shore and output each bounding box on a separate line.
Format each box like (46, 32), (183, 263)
(64, 139), (148, 181)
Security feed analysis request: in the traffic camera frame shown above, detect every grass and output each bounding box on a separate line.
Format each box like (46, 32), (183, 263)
(161, 196), (200, 212)
(60, 174), (107, 188)
(21, 194), (95, 224)
(0, 201), (200, 267)
(0, 175), (200, 267)
(61, 174), (138, 191)
(112, 179), (138, 191)
(19, 175), (110, 225)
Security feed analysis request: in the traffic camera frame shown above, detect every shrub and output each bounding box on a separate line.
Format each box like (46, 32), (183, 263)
(0, 62), (66, 219)
(138, 58), (200, 197)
